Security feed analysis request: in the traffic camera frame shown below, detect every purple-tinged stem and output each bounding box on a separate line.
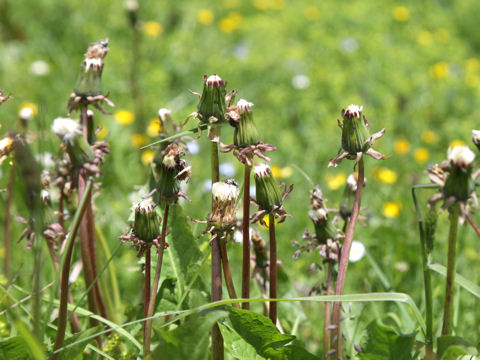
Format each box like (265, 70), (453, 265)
(242, 164), (251, 309)
(269, 213), (277, 325)
(466, 214), (480, 238)
(220, 242), (239, 308)
(323, 261), (333, 360)
(3, 162), (15, 282)
(332, 157), (365, 357)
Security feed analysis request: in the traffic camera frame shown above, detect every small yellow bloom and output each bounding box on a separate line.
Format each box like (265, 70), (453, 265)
(465, 58), (480, 73)
(131, 133), (148, 148)
(253, 0), (269, 10)
(218, 12), (242, 33)
(270, 165), (281, 178)
(429, 62), (449, 79)
(146, 118), (162, 137)
(142, 21), (163, 37)
(383, 202), (401, 218)
(434, 28), (450, 43)
(18, 102), (38, 117)
(449, 139), (465, 148)
(393, 6), (410, 22)
(259, 214), (278, 230)
(413, 148), (430, 164)
(304, 6), (321, 20)
(280, 166), (293, 178)
(421, 130), (438, 144)
(114, 110), (135, 126)
(417, 30), (432, 46)
(141, 150), (155, 165)
(373, 167), (398, 184)
(394, 139), (411, 155)
(97, 125), (108, 140)
(466, 73), (479, 88)
(197, 9), (214, 25)
(325, 173), (346, 190)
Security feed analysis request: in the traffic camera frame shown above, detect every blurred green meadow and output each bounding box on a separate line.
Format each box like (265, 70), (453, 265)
(1, 0), (480, 356)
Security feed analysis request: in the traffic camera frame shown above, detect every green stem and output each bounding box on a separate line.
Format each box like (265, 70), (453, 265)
(144, 248), (151, 346)
(242, 164), (251, 309)
(144, 203), (170, 356)
(332, 157), (364, 357)
(269, 213), (277, 324)
(3, 162), (14, 282)
(51, 178), (93, 360)
(411, 185), (433, 345)
(442, 204), (459, 335)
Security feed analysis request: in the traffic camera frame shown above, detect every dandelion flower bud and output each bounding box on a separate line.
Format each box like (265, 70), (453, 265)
(52, 117), (94, 167)
(339, 173), (358, 220)
(309, 208), (337, 244)
(208, 179), (239, 228)
(472, 130), (480, 151)
(133, 200), (160, 242)
(74, 38), (109, 97)
(444, 145), (475, 201)
(196, 74), (227, 124)
(341, 104), (370, 154)
(251, 229), (267, 267)
(158, 108), (171, 123)
(233, 98), (260, 148)
(152, 143), (191, 202)
(253, 163), (282, 212)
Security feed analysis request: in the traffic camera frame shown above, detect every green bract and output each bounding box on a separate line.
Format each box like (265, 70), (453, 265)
(341, 105), (370, 154)
(74, 39), (109, 97)
(254, 164), (282, 212)
(443, 145), (475, 201)
(196, 74), (227, 124)
(309, 208), (337, 244)
(233, 99), (260, 147)
(133, 200), (160, 242)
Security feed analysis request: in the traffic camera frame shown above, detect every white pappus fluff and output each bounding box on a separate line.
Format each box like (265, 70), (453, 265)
(447, 145), (475, 167)
(212, 180), (239, 202)
(51, 117), (82, 144)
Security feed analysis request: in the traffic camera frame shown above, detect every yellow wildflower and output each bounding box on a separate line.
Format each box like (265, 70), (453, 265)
(18, 102), (38, 119)
(304, 6), (321, 20)
(142, 21), (163, 37)
(421, 130), (438, 144)
(449, 140), (465, 148)
(466, 73), (479, 88)
(141, 150), (155, 165)
(253, 0), (269, 10)
(270, 165), (281, 178)
(429, 62), (449, 79)
(373, 167), (398, 184)
(434, 28), (450, 43)
(325, 173), (346, 190)
(146, 118), (162, 137)
(465, 58), (480, 73)
(280, 166), (293, 178)
(114, 110), (135, 126)
(0, 136), (14, 165)
(383, 202), (401, 218)
(417, 31), (432, 46)
(219, 12), (242, 33)
(131, 133), (148, 148)
(413, 148), (429, 163)
(259, 214), (278, 230)
(97, 125), (108, 140)
(197, 9), (214, 25)
(393, 6), (410, 22)
(394, 139), (411, 155)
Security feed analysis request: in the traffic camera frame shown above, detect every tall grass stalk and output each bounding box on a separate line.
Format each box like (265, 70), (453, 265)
(332, 157), (365, 357)
(442, 204), (459, 335)
(52, 177), (93, 360)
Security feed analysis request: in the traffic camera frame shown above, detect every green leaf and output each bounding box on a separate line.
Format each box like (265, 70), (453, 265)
(219, 322), (265, 360)
(59, 326), (103, 360)
(151, 309), (228, 360)
(225, 306), (320, 359)
(0, 336), (33, 360)
(437, 336), (478, 359)
(358, 321), (416, 360)
(428, 263), (480, 298)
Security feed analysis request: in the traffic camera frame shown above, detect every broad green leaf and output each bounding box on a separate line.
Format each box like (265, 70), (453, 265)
(219, 322), (265, 360)
(358, 321), (416, 360)
(441, 346), (468, 360)
(227, 306), (296, 355)
(263, 343), (321, 360)
(437, 336), (478, 359)
(429, 263), (480, 298)
(0, 336), (33, 360)
(59, 326), (103, 360)
(151, 309), (228, 360)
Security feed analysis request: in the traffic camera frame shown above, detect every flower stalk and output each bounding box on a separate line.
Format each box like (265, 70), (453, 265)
(442, 204), (459, 336)
(268, 213), (278, 324)
(242, 164), (251, 309)
(331, 157), (365, 357)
